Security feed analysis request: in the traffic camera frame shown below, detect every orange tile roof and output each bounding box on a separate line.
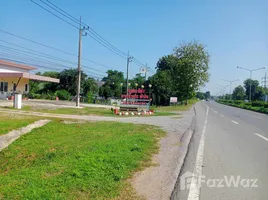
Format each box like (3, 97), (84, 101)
(0, 59), (37, 70)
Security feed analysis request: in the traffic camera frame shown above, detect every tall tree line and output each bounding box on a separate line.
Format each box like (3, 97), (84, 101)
(149, 41), (210, 105)
(30, 41), (210, 105)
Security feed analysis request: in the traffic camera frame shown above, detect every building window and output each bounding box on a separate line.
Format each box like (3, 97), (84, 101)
(0, 82), (8, 92)
(25, 84), (28, 92)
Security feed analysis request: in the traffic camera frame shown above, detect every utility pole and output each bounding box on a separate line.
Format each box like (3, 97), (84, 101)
(217, 84), (228, 100)
(126, 51), (133, 101)
(262, 72), (268, 102)
(144, 63), (148, 82)
(221, 79), (239, 100)
(76, 17), (89, 107)
(237, 66), (266, 102)
(262, 72), (267, 88)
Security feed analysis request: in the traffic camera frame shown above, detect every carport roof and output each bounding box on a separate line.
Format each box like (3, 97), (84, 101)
(0, 60), (37, 70)
(0, 72), (59, 83)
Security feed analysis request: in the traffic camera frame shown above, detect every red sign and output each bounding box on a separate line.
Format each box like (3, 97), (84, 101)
(121, 88), (150, 106)
(121, 94), (149, 99)
(121, 101), (147, 105)
(128, 89), (145, 94)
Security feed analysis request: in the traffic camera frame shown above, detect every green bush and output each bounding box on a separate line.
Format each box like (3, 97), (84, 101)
(233, 100), (244, 105)
(86, 92), (94, 103)
(244, 102), (251, 106)
(217, 99), (268, 114)
(29, 93), (41, 99)
(55, 90), (70, 100)
(251, 101), (265, 107)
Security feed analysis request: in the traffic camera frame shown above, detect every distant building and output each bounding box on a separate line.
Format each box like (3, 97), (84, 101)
(0, 59), (59, 99)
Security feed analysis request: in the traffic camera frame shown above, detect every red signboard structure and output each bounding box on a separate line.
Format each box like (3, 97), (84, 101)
(120, 88), (151, 111)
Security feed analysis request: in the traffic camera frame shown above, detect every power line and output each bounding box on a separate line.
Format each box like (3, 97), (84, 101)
(0, 29), (111, 69)
(32, 0), (127, 59)
(32, 0), (151, 67)
(0, 50), (105, 78)
(30, 0), (79, 29)
(43, 0), (128, 57)
(0, 43), (107, 76)
(0, 49), (70, 70)
(0, 56), (103, 80)
(31, 0), (154, 80)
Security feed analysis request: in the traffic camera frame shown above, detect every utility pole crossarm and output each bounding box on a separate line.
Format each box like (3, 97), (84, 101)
(237, 66), (250, 71)
(252, 67), (267, 72)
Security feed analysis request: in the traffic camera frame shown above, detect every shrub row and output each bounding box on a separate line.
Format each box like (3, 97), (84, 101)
(217, 99), (268, 114)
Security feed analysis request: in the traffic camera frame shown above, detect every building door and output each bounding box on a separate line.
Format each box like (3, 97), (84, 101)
(0, 82), (8, 98)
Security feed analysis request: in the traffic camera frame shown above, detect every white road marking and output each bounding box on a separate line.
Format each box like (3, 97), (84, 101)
(221, 114), (225, 117)
(187, 105), (209, 200)
(254, 133), (268, 142)
(214, 110), (218, 113)
(231, 120), (239, 124)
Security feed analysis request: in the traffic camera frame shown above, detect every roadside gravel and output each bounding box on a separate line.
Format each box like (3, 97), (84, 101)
(120, 108), (195, 200)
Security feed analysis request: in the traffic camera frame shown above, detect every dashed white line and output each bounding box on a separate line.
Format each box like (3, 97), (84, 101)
(187, 105), (209, 200)
(214, 110), (218, 114)
(221, 114), (225, 117)
(231, 120), (239, 124)
(254, 133), (268, 142)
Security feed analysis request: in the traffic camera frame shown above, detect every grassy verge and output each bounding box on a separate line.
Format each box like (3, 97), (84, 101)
(0, 113), (39, 135)
(217, 100), (268, 114)
(0, 120), (165, 199)
(3, 105), (178, 117)
(151, 99), (197, 113)
(22, 105), (115, 116)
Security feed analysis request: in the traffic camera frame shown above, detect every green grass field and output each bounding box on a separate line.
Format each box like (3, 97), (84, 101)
(12, 106), (178, 117)
(0, 120), (165, 199)
(0, 113), (39, 135)
(23, 106), (115, 116)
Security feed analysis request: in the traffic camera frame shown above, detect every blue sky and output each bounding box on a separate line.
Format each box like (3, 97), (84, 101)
(0, 0), (268, 95)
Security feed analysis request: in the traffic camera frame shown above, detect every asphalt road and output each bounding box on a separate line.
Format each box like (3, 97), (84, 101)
(173, 101), (268, 200)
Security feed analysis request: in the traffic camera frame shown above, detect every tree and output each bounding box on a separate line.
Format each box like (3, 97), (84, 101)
(150, 70), (174, 105)
(244, 79), (259, 101)
(173, 41), (210, 104)
(129, 73), (145, 88)
(232, 85), (245, 100)
(83, 77), (98, 96)
(28, 69), (101, 100)
(254, 86), (265, 101)
(40, 71), (60, 94)
(150, 41), (210, 106)
(99, 70), (124, 99)
(58, 69), (87, 96)
(196, 92), (205, 100)
(204, 91), (211, 100)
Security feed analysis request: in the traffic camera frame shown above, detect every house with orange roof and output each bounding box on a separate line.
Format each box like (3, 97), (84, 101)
(0, 59), (59, 99)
